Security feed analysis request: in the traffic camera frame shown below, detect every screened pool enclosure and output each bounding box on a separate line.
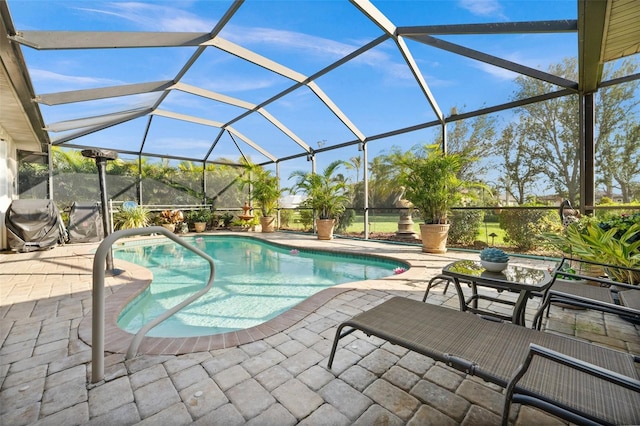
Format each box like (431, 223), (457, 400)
(2, 0), (639, 244)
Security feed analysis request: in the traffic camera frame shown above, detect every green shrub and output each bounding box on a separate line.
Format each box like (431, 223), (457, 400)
(299, 208), (314, 230)
(279, 209), (294, 227)
(336, 209), (356, 233)
(593, 202), (640, 220)
(483, 212), (500, 223)
(598, 196), (614, 205)
(449, 210), (484, 245)
(598, 212), (640, 242)
(499, 207), (558, 250)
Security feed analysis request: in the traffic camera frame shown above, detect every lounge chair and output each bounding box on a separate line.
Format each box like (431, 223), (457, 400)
(328, 297), (640, 425)
(532, 258), (640, 330)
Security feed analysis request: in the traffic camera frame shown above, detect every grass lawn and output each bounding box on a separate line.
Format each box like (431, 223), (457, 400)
(475, 222), (507, 246)
(344, 213), (510, 246)
(281, 212), (512, 247)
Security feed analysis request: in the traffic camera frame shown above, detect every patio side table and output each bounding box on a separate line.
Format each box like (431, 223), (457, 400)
(435, 260), (552, 327)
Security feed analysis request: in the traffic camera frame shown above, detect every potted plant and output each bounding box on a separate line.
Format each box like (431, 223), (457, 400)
(156, 209), (184, 233)
(398, 144), (470, 253)
(113, 205), (150, 230)
(186, 209), (213, 233)
(239, 162), (282, 233)
(289, 160), (349, 240)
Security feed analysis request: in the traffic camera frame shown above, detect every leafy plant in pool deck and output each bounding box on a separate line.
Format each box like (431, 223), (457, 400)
(219, 212), (234, 227)
(543, 222), (640, 284)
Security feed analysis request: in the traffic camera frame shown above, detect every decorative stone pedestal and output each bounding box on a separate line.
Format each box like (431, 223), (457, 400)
(393, 208), (420, 242)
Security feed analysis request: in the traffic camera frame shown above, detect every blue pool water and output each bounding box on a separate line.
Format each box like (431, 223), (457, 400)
(115, 235), (406, 337)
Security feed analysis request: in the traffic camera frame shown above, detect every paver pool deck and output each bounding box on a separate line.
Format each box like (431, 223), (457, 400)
(1, 232), (639, 425)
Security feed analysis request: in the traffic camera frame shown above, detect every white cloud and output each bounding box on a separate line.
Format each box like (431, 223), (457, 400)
(459, 0), (507, 19)
(226, 26), (411, 82)
(30, 69), (121, 87)
(471, 49), (563, 81)
(206, 77), (279, 93)
(228, 27), (354, 60)
(75, 2), (213, 31)
(72, 3), (414, 89)
(474, 61), (519, 81)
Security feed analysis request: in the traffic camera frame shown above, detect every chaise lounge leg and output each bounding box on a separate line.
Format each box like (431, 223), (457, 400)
(328, 323), (357, 369)
(423, 275), (452, 302)
(531, 293), (552, 330)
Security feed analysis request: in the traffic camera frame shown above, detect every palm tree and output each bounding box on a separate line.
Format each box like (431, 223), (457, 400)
(345, 155), (362, 183)
(52, 147), (96, 173)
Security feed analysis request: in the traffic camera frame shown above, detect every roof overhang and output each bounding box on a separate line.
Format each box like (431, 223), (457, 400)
(0, 1), (49, 152)
(579, 0), (640, 93)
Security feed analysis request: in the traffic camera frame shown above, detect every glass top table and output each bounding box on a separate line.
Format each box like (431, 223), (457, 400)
(438, 260), (552, 326)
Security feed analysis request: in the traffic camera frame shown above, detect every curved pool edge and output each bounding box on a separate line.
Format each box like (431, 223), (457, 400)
(78, 269), (354, 355)
(78, 231), (417, 356)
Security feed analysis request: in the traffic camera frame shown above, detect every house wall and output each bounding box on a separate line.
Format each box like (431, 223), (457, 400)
(0, 124), (18, 250)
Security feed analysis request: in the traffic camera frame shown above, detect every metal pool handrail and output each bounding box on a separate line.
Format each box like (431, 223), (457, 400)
(91, 226), (216, 383)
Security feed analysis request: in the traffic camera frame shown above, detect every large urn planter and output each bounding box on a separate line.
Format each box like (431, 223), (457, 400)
(316, 219), (335, 240)
(260, 216), (276, 233)
(419, 223), (450, 254)
(194, 222), (207, 233)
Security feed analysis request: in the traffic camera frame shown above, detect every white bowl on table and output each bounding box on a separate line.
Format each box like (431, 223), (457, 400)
(480, 260), (508, 272)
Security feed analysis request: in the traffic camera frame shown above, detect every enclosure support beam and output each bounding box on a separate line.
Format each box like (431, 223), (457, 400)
(276, 162), (281, 229)
(362, 142), (369, 239)
(137, 155), (143, 205)
(581, 92), (596, 215)
(442, 123), (448, 154)
(47, 144), (53, 200)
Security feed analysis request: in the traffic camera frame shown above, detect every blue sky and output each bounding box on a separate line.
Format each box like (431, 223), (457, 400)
(8, 0), (595, 185)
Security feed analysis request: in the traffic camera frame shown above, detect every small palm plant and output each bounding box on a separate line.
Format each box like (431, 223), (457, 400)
(239, 162), (282, 217)
(288, 160), (350, 239)
(398, 144), (468, 224)
(289, 160), (349, 220)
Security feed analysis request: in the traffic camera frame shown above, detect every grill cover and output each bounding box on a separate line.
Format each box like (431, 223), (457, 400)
(68, 202), (104, 243)
(5, 199), (66, 252)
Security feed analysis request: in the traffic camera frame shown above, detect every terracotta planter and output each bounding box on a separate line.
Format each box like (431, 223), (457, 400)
(194, 222), (207, 233)
(260, 216), (276, 233)
(316, 219), (335, 240)
(419, 223), (450, 254)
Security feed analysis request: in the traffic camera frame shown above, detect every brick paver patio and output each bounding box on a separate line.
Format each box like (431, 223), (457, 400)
(1, 233), (639, 425)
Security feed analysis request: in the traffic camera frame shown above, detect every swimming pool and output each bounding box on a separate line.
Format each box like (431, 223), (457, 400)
(115, 235), (407, 337)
